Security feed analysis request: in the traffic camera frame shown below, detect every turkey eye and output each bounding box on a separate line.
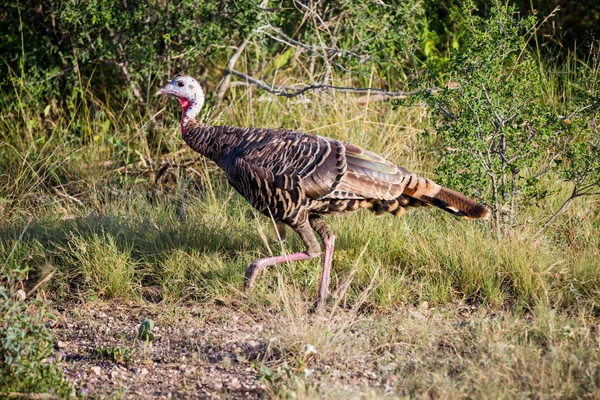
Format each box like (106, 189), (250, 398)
(177, 81), (184, 87)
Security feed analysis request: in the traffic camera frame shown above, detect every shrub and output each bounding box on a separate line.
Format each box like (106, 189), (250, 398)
(0, 261), (71, 396)
(401, 0), (599, 233)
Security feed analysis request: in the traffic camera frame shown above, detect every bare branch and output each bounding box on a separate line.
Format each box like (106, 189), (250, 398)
(257, 24), (366, 61)
(533, 188), (577, 238)
(215, 36), (252, 103)
(256, 27), (357, 74)
(228, 68), (449, 100)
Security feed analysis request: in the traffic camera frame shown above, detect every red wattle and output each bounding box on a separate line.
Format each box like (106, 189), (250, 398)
(178, 97), (190, 111)
(178, 97), (191, 135)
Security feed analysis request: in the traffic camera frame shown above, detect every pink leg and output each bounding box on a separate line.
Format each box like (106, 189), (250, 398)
(316, 234), (336, 311)
(309, 215), (336, 312)
(244, 251), (318, 290)
(244, 222), (321, 291)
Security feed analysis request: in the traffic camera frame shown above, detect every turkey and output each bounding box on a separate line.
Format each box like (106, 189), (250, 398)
(157, 76), (490, 311)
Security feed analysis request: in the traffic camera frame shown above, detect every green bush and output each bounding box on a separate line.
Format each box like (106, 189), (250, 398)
(0, 263), (71, 397)
(402, 0), (599, 232)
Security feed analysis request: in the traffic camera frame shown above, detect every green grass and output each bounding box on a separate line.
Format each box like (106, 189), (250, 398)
(1, 72), (600, 397)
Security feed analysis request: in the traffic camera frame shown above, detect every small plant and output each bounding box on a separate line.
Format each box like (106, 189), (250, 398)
(138, 318), (155, 342)
(95, 344), (133, 365)
(258, 362), (316, 398)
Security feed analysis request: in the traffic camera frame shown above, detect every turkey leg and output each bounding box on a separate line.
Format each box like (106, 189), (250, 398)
(310, 215), (336, 312)
(244, 223), (321, 290)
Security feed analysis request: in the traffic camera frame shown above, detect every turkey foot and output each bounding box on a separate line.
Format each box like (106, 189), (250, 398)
(244, 252), (318, 290)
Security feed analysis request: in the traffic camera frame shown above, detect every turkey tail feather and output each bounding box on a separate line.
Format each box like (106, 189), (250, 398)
(402, 175), (490, 220)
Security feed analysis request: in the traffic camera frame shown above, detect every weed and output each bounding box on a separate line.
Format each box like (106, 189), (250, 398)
(95, 344), (133, 365)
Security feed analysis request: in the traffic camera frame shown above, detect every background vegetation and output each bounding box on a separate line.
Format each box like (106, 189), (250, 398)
(1, 0), (599, 397)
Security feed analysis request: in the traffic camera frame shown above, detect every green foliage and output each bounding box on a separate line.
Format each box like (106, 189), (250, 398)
(319, 0), (425, 76)
(557, 50), (600, 197)
(0, 0), (260, 99)
(0, 264), (71, 396)
(259, 362), (315, 398)
(95, 344), (133, 364)
(402, 0), (599, 229)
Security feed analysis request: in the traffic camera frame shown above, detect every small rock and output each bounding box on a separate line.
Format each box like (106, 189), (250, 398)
(305, 344), (317, 356)
(184, 366), (197, 375)
(15, 289), (26, 301)
(56, 340), (68, 349)
(178, 364), (187, 371)
(209, 381), (223, 390)
(91, 366), (102, 376)
(410, 311), (426, 320)
(140, 368), (149, 376)
(248, 341), (260, 348)
(95, 311), (108, 318)
(229, 377), (241, 390)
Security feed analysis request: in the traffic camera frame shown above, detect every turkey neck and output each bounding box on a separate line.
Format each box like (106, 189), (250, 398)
(182, 119), (249, 167)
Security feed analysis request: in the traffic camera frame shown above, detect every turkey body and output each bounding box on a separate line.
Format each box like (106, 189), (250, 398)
(183, 119), (488, 228)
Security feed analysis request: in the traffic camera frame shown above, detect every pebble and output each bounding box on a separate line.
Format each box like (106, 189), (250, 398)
(140, 368), (149, 376)
(229, 377), (241, 390)
(91, 366), (102, 376)
(184, 366), (197, 375)
(410, 311), (426, 320)
(209, 381), (223, 390)
(15, 289), (26, 301)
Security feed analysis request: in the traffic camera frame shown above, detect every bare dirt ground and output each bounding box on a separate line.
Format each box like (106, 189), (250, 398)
(49, 298), (389, 399)
(51, 302), (275, 399)
(47, 294), (600, 399)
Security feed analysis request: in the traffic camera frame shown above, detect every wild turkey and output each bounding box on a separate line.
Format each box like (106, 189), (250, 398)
(157, 76), (490, 310)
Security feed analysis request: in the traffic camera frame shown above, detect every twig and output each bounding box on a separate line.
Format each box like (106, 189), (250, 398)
(228, 68), (449, 99)
(26, 267), (56, 298)
(7, 393), (59, 400)
(216, 36), (253, 103)
(52, 186), (83, 206)
(533, 188), (577, 237)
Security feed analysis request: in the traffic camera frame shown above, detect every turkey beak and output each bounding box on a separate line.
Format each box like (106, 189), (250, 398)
(156, 83), (171, 96)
